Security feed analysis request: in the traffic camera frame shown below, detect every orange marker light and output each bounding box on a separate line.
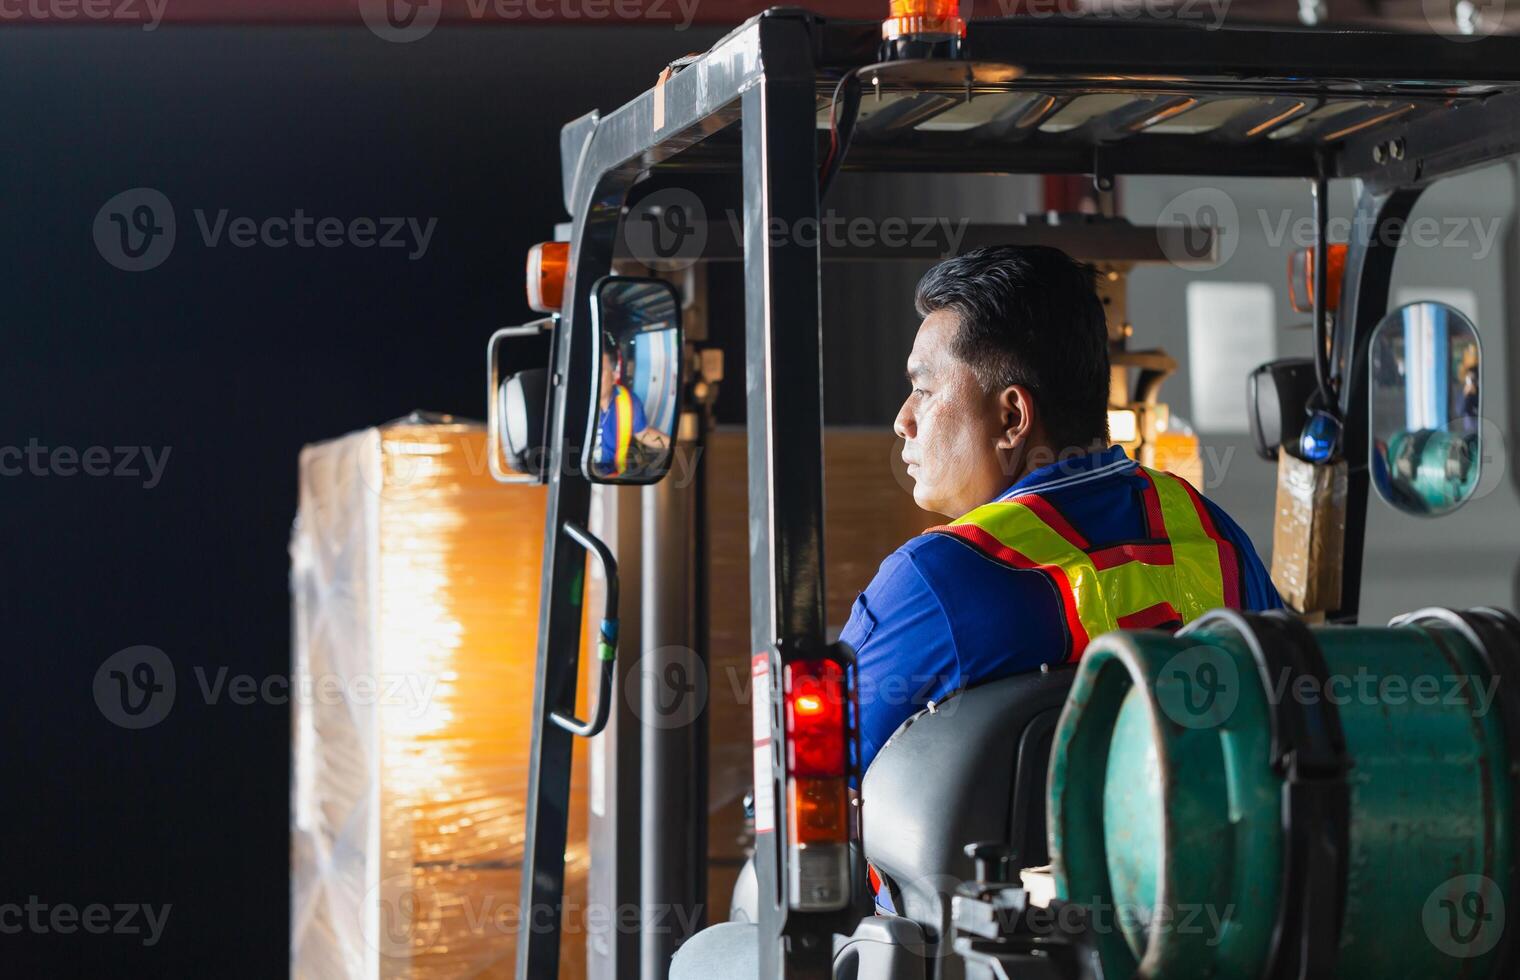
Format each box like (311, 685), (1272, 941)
(882, 0), (969, 41)
(526, 241), (569, 314)
(788, 778), (849, 845)
(1287, 243), (1347, 315)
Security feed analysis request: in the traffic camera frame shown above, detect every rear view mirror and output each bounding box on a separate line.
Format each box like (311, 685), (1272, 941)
(1369, 301), (1483, 516)
(582, 276), (683, 484)
(487, 318), (556, 483)
(1247, 357), (1319, 461)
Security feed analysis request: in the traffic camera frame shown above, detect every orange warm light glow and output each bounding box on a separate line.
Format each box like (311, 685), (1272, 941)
(794, 693), (825, 715)
(788, 778), (849, 845)
(882, 0), (968, 40)
(526, 240), (569, 313)
(291, 422), (588, 979)
(1288, 243), (1347, 315)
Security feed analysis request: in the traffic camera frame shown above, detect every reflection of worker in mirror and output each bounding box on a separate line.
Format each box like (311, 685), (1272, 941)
(594, 335), (670, 478)
(1460, 366), (1480, 434)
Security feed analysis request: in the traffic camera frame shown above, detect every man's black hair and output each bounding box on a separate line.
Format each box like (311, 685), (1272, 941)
(914, 245), (1110, 452)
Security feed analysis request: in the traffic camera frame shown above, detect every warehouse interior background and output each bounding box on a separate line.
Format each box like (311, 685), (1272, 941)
(4, 6), (1519, 977)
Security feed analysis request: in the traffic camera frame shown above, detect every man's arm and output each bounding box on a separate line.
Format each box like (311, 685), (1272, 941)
(840, 547), (962, 774)
(1201, 497), (1283, 611)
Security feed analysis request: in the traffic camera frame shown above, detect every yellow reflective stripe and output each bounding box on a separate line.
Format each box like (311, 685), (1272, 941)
(952, 501), (1113, 645)
(949, 468), (1232, 647)
(1093, 560), (1179, 623)
(1143, 467), (1227, 618)
(614, 386), (633, 474)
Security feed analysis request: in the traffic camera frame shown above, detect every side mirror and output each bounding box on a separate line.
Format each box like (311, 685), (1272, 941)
(1369, 301), (1483, 516)
(1247, 357), (1320, 462)
(582, 276), (683, 484)
(487, 318), (556, 483)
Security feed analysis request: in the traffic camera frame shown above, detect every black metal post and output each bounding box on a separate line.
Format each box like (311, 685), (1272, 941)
(742, 15), (831, 980)
(640, 416), (704, 977)
(518, 157), (631, 980)
(1331, 184), (1424, 624)
(587, 485), (646, 980)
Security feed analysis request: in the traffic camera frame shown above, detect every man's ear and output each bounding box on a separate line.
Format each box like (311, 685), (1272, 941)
(996, 385), (1037, 449)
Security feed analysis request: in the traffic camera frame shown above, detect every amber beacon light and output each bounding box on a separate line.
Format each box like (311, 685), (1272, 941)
(882, 0), (971, 44)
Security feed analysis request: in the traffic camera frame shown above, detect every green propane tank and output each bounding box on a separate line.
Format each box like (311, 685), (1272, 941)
(1047, 607), (1520, 980)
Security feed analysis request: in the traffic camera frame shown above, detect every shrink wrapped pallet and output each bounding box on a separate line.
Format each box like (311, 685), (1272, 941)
(290, 418), (588, 979)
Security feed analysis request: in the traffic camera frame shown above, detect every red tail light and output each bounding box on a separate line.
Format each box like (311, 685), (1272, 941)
(785, 660), (847, 778)
(781, 659), (852, 910)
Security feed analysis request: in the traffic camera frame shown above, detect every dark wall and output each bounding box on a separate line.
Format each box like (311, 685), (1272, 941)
(0, 24), (723, 976)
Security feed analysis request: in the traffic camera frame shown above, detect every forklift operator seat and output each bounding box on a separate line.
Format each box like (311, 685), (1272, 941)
(673, 666), (1076, 980)
(855, 666), (1076, 975)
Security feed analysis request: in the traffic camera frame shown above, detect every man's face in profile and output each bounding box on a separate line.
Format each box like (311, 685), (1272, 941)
(894, 311), (1012, 518)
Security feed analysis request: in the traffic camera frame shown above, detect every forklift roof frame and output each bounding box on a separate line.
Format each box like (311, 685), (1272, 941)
(520, 11), (1520, 979)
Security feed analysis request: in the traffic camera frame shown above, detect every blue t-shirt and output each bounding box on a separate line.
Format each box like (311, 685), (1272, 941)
(841, 446), (1281, 773)
(595, 385), (648, 472)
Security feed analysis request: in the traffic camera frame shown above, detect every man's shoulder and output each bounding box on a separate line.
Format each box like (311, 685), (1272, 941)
(874, 528), (1059, 608)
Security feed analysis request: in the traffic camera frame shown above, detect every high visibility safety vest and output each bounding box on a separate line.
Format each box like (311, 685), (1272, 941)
(930, 466), (1244, 661)
(611, 385), (635, 475)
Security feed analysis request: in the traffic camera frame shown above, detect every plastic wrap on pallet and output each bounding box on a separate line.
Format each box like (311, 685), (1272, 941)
(289, 419), (588, 979)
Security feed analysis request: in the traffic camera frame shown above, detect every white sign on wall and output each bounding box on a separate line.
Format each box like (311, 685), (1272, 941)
(1186, 281), (1278, 433)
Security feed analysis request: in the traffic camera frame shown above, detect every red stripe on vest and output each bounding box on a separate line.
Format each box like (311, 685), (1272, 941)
(1176, 477), (1243, 609)
(934, 523), (1090, 660)
(1012, 493), (1089, 550)
(1118, 601), (1185, 630)
(1135, 468), (1168, 538)
(1089, 542), (1175, 571)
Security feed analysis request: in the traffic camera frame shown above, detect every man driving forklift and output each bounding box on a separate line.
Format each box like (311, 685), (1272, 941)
(674, 243), (1279, 979)
(845, 244), (1281, 772)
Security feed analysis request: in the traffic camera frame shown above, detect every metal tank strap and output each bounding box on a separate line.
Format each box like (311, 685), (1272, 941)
(1181, 608), (1351, 980)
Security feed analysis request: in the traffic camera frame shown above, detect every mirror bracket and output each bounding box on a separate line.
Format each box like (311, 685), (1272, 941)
(487, 317), (556, 485)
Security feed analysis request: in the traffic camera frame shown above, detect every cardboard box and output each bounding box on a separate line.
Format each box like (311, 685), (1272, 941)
(1270, 453), (1348, 615)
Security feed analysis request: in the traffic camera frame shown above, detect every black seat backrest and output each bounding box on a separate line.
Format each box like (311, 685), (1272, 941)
(858, 667), (1077, 979)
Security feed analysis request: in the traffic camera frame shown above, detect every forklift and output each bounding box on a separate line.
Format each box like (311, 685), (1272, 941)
(487, 6), (1520, 978)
